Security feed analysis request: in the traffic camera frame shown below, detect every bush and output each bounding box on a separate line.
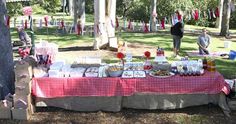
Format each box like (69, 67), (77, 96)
(32, 5), (47, 14)
(185, 18), (216, 28)
(6, 3), (23, 16)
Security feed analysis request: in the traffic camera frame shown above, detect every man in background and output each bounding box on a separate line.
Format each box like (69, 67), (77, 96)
(18, 27), (31, 46)
(197, 28), (211, 55)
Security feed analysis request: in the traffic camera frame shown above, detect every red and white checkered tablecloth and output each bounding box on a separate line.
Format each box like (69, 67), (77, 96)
(32, 71), (230, 98)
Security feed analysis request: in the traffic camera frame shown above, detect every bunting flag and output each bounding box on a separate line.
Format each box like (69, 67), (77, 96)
(116, 17), (119, 28)
(159, 20), (162, 29)
(215, 7), (220, 17)
(77, 23), (81, 35)
(14, 18), (16, 28)
(110, 19), (115, 28)
(6, 15), (10, 28)
(132, 21), (135, 31)
(54, 19), (58, 26)
(61, 20), (65, 28)
(142, 21), (145, 32)
(74, 22), (78, 34)
(3, 15), (7, 25)
(123, 18), (127, 30)
(194, 10), (199, 20)
(24, 20), (28, 29)
(96, 24), (101, 34)
(39, 19), (43, 29)
(128, 20), (131, 30)
(81, 23), (84, 35)
(208, 9), (211, 20)
(44, 16), (48, 27)
(21, 19), (24, 28)
(212, 9), (216, 18)
(148, 20), (151, 31)
(198, 10), (201, 19)
(29, 16), (32, 30)
(188, 12), (192, 20)
(144, 23), (149, 33)
(161, 18), (165, 29)
(203, 11), (207, 18)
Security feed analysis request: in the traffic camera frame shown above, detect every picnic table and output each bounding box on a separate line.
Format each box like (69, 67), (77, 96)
(32, 71), (230, 115)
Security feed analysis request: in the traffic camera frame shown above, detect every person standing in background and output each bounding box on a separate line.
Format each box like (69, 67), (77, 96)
(197, 28), (211, 55)
(171, 11), (184, 58)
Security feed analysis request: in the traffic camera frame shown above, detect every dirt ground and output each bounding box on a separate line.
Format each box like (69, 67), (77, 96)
(0, 105), (236, 124)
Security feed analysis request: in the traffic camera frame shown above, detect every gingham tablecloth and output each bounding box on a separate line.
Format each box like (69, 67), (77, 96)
(32, 71), (230, 98)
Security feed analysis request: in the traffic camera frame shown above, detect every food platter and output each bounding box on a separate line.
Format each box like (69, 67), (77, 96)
(134, 71), (146, 78)
(149, 70), (175, 78)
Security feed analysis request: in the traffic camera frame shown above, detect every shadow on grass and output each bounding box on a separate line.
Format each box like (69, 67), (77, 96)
(59, 46), (94, 52)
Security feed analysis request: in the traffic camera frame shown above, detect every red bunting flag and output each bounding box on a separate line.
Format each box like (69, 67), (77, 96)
(77, 23), (82, 35)
(44, 16), (48, 27)
(6, 16), (10, 28)
(194, 10), (199, 20)
(116, 17), (119, 28)
(144, 23), (149, 33)
(161, 18), (165, 29)
(24, 20), (28, 29)
(61, 20), (64, 28)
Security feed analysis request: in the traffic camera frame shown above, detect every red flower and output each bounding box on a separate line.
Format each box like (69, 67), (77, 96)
(144, 51), (151, 59)
(117, 52), (125, 59)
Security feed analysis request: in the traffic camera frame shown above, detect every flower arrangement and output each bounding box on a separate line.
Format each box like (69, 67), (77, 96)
(144, 51), (151, 59)
(117, 52), (125, 65)
(18, 47), (31, 59)
(143, 51), (152, 70)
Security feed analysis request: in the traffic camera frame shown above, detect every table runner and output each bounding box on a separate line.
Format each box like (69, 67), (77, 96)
(32, 71), (230, 98)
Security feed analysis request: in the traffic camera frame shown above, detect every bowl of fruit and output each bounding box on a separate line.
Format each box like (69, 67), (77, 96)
(107, 65), (124, 77)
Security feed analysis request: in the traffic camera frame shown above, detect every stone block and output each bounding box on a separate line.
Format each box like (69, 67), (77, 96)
(15, 81), (31, 95)
(13, 94), (32, 109)
(12, 108), (31, 120)
(0, 107), (12, 119)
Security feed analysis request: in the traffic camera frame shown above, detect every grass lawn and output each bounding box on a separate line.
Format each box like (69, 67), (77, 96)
(10, 14), (236, 79)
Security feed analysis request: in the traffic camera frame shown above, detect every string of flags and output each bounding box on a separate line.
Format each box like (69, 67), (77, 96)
(3, 2), (235, 34)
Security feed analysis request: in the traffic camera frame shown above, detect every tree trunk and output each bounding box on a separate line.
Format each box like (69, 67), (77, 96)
(69, 0), (74, 16)
(150, 0), (157, 32)
(0, 0), (15, 99)
(220, 0), (231, 36)
(93, 0), (116, 50)
(216, 0), (223, 29)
